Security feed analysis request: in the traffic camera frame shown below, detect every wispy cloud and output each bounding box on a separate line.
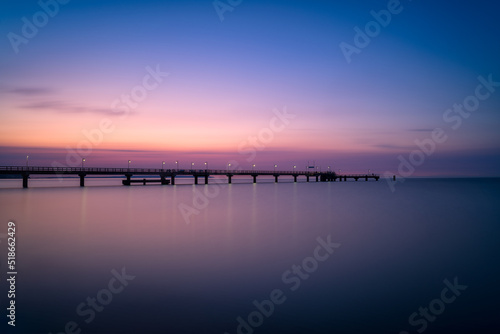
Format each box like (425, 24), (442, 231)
(5, 85), (128, 116)
(373, 143), (416, 150)
(407, 128), (434, 132)
(19, 100), (129, 116)
(8, 87), (54, 95)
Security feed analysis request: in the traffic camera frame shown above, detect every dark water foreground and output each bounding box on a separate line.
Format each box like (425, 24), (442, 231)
(0, 178), (498, 334)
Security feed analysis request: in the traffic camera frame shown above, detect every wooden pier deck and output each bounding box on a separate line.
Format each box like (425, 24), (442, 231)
(0, 166), (380, 188)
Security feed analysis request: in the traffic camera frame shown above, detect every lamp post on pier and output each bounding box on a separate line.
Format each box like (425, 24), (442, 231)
(82, 158), (86, 168)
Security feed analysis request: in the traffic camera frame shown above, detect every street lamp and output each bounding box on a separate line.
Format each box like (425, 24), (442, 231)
(368, 169), (371, 174)
(204, 162), (208, 171)
(128, 160), (131, 169)
(162, 161), (165, 170)
(227, 163), (231, 172)
(293, 165), (296, 172)
(328, 166), (331, 173)
(82, 158), (86, 168)
(175, 161), (178, 170)
(339, 169), (342, 174)
(274, 164), (277, 172)
(26, 155), (29, 167)
(191, 162), (194, 170)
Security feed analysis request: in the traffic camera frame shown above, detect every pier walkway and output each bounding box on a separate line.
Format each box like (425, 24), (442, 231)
(0, 166), (380, 188)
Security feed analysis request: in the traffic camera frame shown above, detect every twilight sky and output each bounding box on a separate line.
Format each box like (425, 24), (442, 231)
(1, 0), (499, 176)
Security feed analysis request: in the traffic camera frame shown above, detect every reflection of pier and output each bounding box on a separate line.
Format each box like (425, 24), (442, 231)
(0, 166), (380, 188)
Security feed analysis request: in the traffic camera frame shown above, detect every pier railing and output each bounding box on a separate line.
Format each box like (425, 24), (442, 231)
(0, 166), (379, 188)
(0, 166), (337, 175)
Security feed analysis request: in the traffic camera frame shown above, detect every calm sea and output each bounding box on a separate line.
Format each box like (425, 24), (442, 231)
(0, 177), (499, 334)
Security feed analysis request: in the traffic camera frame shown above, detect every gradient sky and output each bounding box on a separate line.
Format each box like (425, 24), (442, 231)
(1, 0), (499, 176)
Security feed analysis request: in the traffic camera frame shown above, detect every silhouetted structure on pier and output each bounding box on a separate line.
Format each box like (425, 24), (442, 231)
(0, 166), (380, 188)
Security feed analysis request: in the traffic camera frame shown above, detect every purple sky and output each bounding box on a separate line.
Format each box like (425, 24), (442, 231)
(1, 0), (499, 176)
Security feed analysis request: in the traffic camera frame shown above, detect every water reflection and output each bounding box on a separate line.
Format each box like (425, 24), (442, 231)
(0, 178), (498, 333)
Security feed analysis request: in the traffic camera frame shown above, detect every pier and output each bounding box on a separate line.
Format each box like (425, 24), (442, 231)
(0, 166), (380, 188)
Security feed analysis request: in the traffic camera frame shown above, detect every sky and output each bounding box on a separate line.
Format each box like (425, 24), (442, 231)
(0, 0), (499, 176)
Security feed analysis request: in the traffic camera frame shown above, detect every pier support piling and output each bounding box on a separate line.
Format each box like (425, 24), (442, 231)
(205, 175), (209, 184)
(123, 173), (132, 186)
(79, 173), (86, 187)
(22, 173), (29, 188)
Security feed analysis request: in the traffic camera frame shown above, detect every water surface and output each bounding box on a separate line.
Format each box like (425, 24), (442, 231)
(0, 178), (498, 333)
